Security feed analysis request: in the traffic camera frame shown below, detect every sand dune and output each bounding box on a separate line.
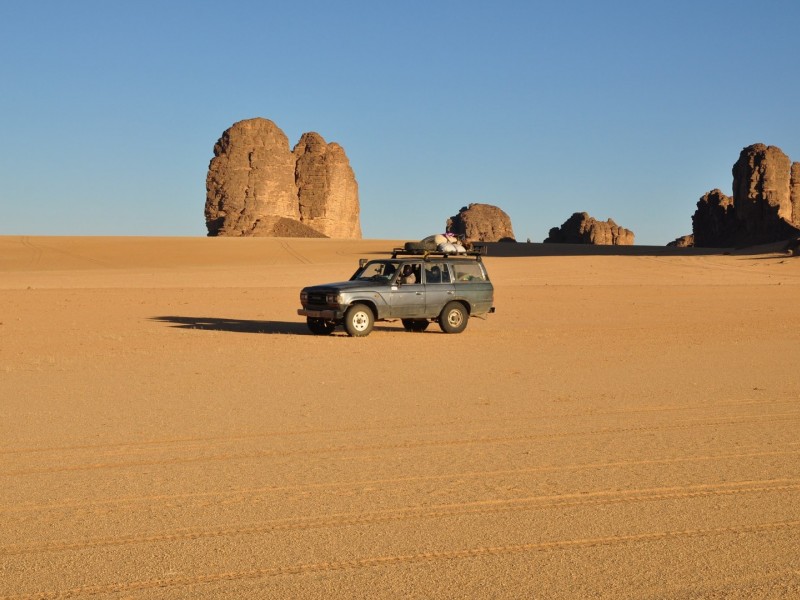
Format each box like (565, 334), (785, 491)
(1, 236), (799, 598)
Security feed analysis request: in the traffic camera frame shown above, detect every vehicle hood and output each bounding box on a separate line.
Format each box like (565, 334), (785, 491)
(302, 280), (391, 293)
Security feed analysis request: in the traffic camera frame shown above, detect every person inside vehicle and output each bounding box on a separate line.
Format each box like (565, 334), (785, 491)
(382, 263), (396, 279)
(399, 264), (417, 284)
(426, 264), (441, 284)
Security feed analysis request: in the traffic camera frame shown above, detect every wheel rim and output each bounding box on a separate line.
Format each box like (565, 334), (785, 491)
(447, 309), (463, 328)
(352, 311), (370, 331)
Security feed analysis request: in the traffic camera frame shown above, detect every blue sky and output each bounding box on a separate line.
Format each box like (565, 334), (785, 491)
(2, 0), (799, 245)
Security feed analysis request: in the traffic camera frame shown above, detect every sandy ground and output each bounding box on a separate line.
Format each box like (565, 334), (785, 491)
(1, 235), (799, 599)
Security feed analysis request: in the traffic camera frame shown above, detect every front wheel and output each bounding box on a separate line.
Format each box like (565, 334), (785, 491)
(307, 318), (336, 335)
(439, 302), (468, 334)
(344, 303), (374, 337)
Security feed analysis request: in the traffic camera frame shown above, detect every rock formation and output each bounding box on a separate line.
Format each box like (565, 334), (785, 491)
(667, 234), (694, 248)
(205, 119), (298, 236)
(732, 144), (793, 224)
(446, 204), (515, 242)
(692, 189), (737, 247)
(691, 144), (800, 247)
(294, 132), (361, 239)
(792, 161), (800, 226)
(544, 212), (635, 245)
(205, 118), (360, 238)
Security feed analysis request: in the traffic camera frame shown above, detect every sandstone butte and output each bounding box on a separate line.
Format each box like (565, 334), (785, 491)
(446, 203), (516, 243)
(544, 212), (635, 245)
(205, 118), (361, 239)
(691, 143), (800, 247)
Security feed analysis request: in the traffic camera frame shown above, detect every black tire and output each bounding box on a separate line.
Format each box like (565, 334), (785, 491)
(404, 241), (437, 252)
(344, 303), (374, 337)
(307, 318), (336, 335)
(402, 318), (430, 332)
(439, 302), (468, 334)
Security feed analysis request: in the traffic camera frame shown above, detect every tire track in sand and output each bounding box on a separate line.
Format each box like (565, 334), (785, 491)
(20, 237), (112, 268)
(2, 479), (799, 557)
(5, 445), (800, 516)
(2, 396), (792, 457)
(3, 412), (799, 477)
(279, 240), (312, 264)
(4, 520), (800, 599)
(6, 443), (800, 516)
(19, 236), (43, 268)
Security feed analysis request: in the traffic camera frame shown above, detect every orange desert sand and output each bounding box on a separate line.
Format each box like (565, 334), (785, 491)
(1, 235), (799, 599)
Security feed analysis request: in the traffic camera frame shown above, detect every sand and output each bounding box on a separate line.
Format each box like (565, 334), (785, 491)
(1, 235), (799, 599)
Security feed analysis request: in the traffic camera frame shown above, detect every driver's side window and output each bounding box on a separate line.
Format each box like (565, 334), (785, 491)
(399, 263), (421, 284)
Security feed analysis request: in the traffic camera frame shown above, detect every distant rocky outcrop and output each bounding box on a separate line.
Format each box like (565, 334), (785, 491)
(205, 118), (361, 238)
(544, 212), (635, 245)
(446, 203), (515, 242)
(692, 189), (737, 247)
(205, 119), (298, 236)
(791, 162), (800, 228)
(294, 132), (361, 238)
(691, 144), (800, 247)
(667, 234), (694, 248)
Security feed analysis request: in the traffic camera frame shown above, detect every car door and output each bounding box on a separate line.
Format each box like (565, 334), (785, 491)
(423, 261), (455, 316)
(388, 262), (425, 317)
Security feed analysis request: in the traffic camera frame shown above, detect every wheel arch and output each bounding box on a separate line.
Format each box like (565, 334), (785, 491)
(449, 298), (472, 315)
(347, 298), (379, 320)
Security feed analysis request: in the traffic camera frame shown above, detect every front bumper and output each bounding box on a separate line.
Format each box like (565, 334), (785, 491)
(298, 308), (343, 320)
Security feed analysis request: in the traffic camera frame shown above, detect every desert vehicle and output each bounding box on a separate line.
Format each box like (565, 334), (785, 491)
(298, 247), (495, 336)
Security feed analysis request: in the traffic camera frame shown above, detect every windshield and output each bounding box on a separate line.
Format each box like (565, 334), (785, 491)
(351, 260), (400, 281)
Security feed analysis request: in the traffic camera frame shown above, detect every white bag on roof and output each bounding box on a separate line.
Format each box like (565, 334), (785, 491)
(422, 233), (460, 245)
(438, 242), (466, 254)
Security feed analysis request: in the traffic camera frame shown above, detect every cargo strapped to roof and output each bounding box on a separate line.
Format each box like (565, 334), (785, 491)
(390, 247), (486, 260)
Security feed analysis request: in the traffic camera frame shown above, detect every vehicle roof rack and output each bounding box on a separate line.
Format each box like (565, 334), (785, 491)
(390, 247), (486, 260)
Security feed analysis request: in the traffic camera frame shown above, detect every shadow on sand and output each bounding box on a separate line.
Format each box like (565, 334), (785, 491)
(151, 316), (401, 335)
(477, 242), (731, 257)
(474, 241), (799, 257)
(320, 241), (797, 259)
(152, 316), (309, 335)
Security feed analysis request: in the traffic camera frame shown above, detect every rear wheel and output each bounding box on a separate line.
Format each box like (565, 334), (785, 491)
(344, 304), (374, 337)
(439, 302), (468, 334)
(307, 318), (336, 335)
(402, 319), (430, 332)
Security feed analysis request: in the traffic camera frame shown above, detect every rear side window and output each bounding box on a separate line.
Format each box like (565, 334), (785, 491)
(425, 262), (451, 284)
(452, 262), (486, 282)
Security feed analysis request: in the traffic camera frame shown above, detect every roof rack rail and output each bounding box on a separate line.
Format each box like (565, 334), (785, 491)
(390, 247), (486, 259)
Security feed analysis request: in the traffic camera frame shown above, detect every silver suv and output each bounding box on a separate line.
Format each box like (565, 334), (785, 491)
(298, 248), (495, 336)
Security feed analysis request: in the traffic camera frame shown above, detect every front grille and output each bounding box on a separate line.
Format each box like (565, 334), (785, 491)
(307, 291), (328, 306)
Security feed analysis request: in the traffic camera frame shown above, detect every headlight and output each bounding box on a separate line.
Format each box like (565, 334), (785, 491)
(300, 291), (308, 304)
(326, 293), (341, 305)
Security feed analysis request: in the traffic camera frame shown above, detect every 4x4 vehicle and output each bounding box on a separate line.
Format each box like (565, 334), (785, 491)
(298, 248), (495, 336)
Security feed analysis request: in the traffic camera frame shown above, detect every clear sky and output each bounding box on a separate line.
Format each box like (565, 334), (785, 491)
(2, 0), (799, 245)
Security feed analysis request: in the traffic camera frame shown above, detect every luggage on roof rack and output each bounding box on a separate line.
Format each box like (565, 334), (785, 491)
(391, 246), (486, 259)
(403, 240), (437, 252)
(398, 233), (486, 258)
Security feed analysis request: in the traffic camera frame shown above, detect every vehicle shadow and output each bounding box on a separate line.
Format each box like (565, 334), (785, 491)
(151, 315), (309, 335)
(475, 239), (800, 257)
(151, 315), (401, 335)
